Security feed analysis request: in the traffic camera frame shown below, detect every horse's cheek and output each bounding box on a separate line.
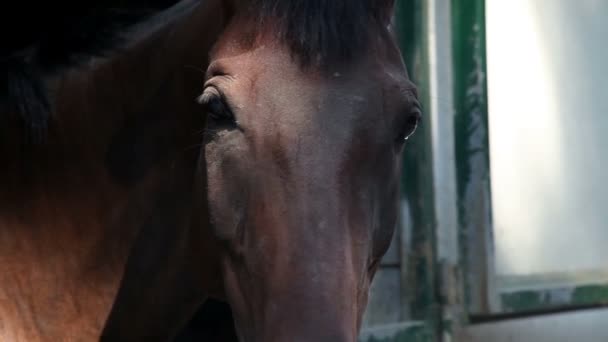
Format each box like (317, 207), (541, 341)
(205, 141), (249, 242)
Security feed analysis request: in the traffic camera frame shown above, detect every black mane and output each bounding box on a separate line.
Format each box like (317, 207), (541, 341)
(247, 0), (391, 67)
(0, 1), (186, 143)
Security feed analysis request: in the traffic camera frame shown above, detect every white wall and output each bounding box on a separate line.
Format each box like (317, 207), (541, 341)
(486, 0), (608, 279)
(457, 308), (608, 342)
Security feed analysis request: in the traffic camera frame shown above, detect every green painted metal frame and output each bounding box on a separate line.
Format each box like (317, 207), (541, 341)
(396, 0), (441, 339)
(364, 325), (433, 342)
(452, 0), (494, 317)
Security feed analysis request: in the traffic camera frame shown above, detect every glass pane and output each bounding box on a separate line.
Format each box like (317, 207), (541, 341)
(486, 0), (608, 289)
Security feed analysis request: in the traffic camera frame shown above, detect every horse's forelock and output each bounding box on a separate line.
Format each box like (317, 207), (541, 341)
(244, 0), (394, 68)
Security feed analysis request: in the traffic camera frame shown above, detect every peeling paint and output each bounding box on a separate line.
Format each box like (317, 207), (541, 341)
(360, 322), (433, 342)
(452, 0), (495, 316)
(501, 284), (608, 313)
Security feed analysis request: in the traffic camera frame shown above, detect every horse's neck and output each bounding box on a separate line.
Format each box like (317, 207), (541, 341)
(0, 13), (197, 233)
(0, 2), (227, 338)
(0, 32), (175, 342)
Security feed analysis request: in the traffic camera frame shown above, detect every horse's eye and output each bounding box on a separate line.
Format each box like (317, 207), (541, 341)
(197, 89), (235, 124)
(396, 107), (421, 143)
(207, 97), (232, 121)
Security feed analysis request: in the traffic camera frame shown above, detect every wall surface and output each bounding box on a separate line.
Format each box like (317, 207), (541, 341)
(456, 308), (608, 342)
(486, 0), (608, 278)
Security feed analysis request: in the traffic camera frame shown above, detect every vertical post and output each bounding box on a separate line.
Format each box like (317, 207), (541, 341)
(451, 0), (497, 317)
(426, 0), (465, 340)
(395, 0), (441, 340)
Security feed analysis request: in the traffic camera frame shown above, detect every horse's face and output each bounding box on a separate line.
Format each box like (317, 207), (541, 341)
(199, 9), (419, 342)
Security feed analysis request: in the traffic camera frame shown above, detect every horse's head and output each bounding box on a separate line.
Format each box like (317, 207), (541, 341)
(199, 1), (420, 340)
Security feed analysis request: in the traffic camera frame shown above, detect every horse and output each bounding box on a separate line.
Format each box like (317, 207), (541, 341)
(0, 0), (421, 341)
